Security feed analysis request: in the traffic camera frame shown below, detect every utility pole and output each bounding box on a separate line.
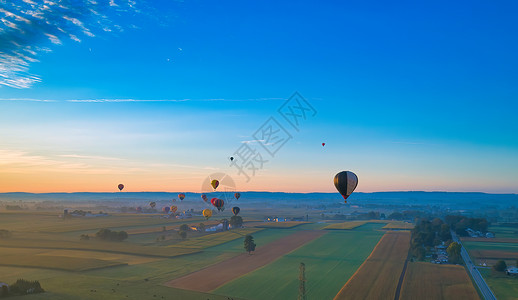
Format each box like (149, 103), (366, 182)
(298, 262), (306, 300)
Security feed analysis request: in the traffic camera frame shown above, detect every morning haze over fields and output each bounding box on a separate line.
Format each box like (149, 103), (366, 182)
(0, 1), (517, 300)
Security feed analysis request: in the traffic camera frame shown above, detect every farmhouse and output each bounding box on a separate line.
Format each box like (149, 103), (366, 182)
(506, 267), (518, 275)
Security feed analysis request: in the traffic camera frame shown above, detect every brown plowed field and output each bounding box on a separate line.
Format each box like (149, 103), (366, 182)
(334, 231), (410, 300)
(165, 230), (325, 292)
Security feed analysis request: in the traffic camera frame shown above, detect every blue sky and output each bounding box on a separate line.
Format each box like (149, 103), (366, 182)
(0, 0), (517, 193)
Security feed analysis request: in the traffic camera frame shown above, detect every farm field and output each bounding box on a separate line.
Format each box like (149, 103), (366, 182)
(324, 220), (414, 230)
(334, 231), (410, 300)
(382, 221), (414, 230)
(167, 227), (263, 249)
(166, 230), (325, 292)
(399, 262), (480, 300)
(479, 268), (518, 300)
(254, 221), (309, 228)
(214, 223), (386, 300)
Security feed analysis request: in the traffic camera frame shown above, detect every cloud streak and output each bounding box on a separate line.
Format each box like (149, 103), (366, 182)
(0, 0), (139, 89)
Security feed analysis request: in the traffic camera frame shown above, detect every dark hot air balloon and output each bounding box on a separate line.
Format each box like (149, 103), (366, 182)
(149, 201), (156, 208)
(162, 206), (170, 213)
(232, 206), (240, 216)
(118, 184), (124, 191)
(322, 143), (325, 147)
(334, 171), (358, 204)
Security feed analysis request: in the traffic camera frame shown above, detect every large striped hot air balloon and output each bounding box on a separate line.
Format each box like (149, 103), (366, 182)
(232, 206), (240, 216)
(211, 198), (224, 211)
(333, 171), (358, 204)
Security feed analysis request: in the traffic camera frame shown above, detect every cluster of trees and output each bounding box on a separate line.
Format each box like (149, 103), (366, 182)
(230, 216), (243, 228)
(493, 260), (518, 272)
(4, 205), (22, 211)
(178, 224), (189, 239)
(410, 218), (451, 261)
(0, 230), (11, 239)
(445, 215), (489, 236)
(446, 242), (462, 264)
(1, 279), (44, 297)
(95, 228), (128, 242)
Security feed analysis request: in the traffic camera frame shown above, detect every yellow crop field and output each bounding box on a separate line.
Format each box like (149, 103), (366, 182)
(334, 231), (410, 300)
(0, 253), (126, 271)
(400, 262), (480, 300)
(39, 249), (160, 265)
(324, 221), (368, 230)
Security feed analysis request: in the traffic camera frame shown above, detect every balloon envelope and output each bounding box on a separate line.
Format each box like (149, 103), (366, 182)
(212, 198), (224, 211)
(234, 192), (240, 200)
(201, 194), (208, 202)
(232, 206), (240, 216)
(162, 206), (170, 213)
(334, 171), (358, 203)
(322, 143), (325, 147)
(178, 193), (185, 201)
(211, 179), (220, 190)
(203, 209), (212, 219)
(118, 184), (124, 191)
(170, 205), (177, 213)
(149, 201), (156, 208)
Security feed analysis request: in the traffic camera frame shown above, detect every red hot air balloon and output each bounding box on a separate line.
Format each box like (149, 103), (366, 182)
(322, 143), (325, 147)
(118, 184), (124, 191)
(211, 197), (217, 206)
(178, 193), (185, 201)
(212, 198), (224, 211)
(234, 193), (241, 200)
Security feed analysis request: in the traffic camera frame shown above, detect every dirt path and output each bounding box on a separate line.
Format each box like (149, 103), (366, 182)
(165, 230), (325, 292)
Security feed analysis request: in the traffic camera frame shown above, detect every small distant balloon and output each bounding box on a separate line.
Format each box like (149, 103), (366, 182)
(170, 205), (178, 213)
(230, 157), (234, 162)
(118, 184), (124, 191)
(178, 193), (185, 201)
(232, 206), (240, 216)
(162, 206), (170, 213)
(211, 179), (219, 190)
(322, 143), (325, 147)
(149, 201), (156, 208)
(234, 192), (241, 200)
(203, 209), (212, 219)
(201, 194), (208, 202)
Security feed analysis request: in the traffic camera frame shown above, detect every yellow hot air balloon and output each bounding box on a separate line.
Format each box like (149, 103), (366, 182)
(202, 209), (213, 220)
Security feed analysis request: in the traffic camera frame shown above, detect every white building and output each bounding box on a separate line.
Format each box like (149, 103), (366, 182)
(506, 267), (518, 275)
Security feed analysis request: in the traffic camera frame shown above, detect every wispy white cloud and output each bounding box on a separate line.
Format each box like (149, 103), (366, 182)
(57, 154), (125, 161)
(0, 0), (139, 89)
(0, 97), (287, 103)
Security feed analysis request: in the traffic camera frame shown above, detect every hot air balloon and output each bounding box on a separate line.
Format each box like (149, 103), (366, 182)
(118, 184), (124, 191)
(322, 143), (325, 147)
(212, 198), (224, 211)
(334, 171), (358, 204)
(211, 197), (217, 206)
(203, 209), (212, 219)
(211, 179), (219, 190)
(234, 192), (241, 200)
(232, 206), (240, 216)
(178, 193), (185, 201)
(170, 205), (178, 213)
(163, 206), (170, 213)
(149, 201), (156, 208)
(230, 157), (234, 162)
(201, 194), (208, 202)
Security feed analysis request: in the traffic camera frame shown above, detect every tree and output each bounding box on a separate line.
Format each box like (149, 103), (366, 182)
(447, 242), (462, 264)
(230, 216), (243, 228)
(298, 262), (306, 300)
(199, 223), (206, 232)
(179, 224), (189, 232)
(388, 212), (403, 220)
(494, 260), (507, 272)
(80, 234), (90, 241)
(244, 235), (256, 254)
(178, 231), (187, 240)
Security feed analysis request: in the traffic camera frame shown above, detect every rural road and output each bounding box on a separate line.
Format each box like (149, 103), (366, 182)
(451, 230), (497, 300)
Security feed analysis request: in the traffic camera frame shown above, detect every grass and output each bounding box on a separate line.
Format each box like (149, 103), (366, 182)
(168, 228), (263, 249)
(213, 223), (386, 300)
(254, 221), (310, 228)
(382, 221), (414, 230)
(400, 262), (480, 300)
(0, 254), (126, 271)
(335, 231), (410, 299)
(479, 268), (518, 300)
